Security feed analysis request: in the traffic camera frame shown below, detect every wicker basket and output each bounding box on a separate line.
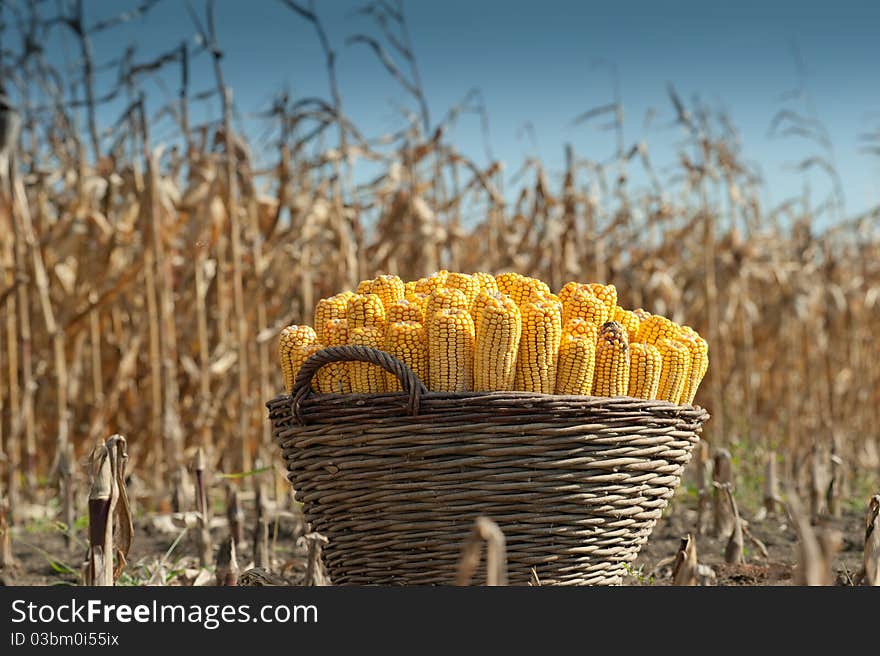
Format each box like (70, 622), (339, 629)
(268, 345), (709, 585)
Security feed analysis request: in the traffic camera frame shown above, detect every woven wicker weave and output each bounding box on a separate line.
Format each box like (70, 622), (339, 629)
(268, 345), (709, 585)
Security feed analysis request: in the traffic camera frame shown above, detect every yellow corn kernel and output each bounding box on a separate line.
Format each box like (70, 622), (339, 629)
(473, 272), (500, 295)
(387, 298), (425, 324)
(424, 287), (469, 327)
(495, 272), (523, 298)
(563, 317), (598, 341)
(555, 333), (596, 395)
(562, 285), (608, 330)
(656, 338), (692, 403)
(627, 342), (662, 399)
(404, 280), (418, 297)
(348, 326), (387, 393)
(428, 308), (475, 392)
(514, 300), (562, 393)
(613, 307), (642, 343)
(415, 270), (449, 295)
(593, 321), (630, 397)
(322, 318), (352, 394)
(384, 321), (428, 391)
(278, 325), (318, 392)
(558, 281), (581, 306)
(346, 293), (386, 331)
(473, 295), (522, 391)
(445, 272), (480, 307)
(370, 274), (405, 309)
(314, 293), (349, 342)
(356, 278), (375, 294)
(677, 327), (709, 404)
(470, 290), (505, 332)
(635, 313), (679, 346)
(588, 283), (618, 319)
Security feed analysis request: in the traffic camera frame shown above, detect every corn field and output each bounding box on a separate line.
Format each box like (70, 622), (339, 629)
(0, 0), (878, 586)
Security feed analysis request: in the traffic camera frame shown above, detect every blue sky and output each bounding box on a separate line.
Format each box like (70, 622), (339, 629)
(16, 0), (880, 220)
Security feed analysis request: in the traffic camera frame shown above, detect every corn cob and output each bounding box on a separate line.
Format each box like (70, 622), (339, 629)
(347, 293), (386, 331)
(387, 298), (425, 324)
(677, 326), (709, 404)
(348, 326), (387, 393)
(563, 317), (598, 341)
(627, 342), (662, 399)
(470, 290), (505, 332)
(562, 285), (608, 330)
(356, 278), (374, 294)
(593, 321), (630, 397)
(384, 321), (428, 391)
(278, 325), (318, 392)
(370, 274), (405, 309)
(635, 313), (679, 346)
(558, 281), (581, 306)
(428, 308), (475, 392)
(514, 276), (552, 307)
(555, 333), (596, 395)
(299, 342), (330, 393)
(315, 293), (350, 342)
(495, 272), (523, 299)
(588, 283), (618, 319)
(473, 295), (521, 391)
(473, 272), (499, 295)
(424, 288), (469, 327)
(633, 308), (651, 322)
(322, 318), (352, 393)
(613, 307), (642, 343)
(515, 300), (562, 393)
(414, 270), (448, 295)
(404, 280), (418, 297)
(445, 272), (480, 307)
(656, 338), (692, 403)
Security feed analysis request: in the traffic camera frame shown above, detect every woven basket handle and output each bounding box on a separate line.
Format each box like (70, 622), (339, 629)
(291, 345), (428, 424)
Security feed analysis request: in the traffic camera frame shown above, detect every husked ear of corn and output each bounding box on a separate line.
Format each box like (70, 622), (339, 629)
(315, 293), (350, 342)
(473, 295), (521, 391)
(627, 342), (662, 399)
(356, 278), (374, 294)
(404, 280), (418, 297)
(514, 276), (553, 307)
(348, 326), (387, 393)
(370, 274), (405, 309)
(635, 313), (679, 345)
(384, 321), (428, 391)
(562, 285), (608, 330)
(387, 298), (424, 324)
(555, 333), (596, 395)
(347, 293), (386, 331)
(613, 307), (641, 343)
(588, 283), (618, 319)
(495, 272), (523, 298)
(278, 325), (318, 392)
(563, 317), (598, 340)
(473, 271), (499, 295)
(428, 308), (475, 392)
(677, 326), (709, 404)
(415, 270), (449, 295)
(656, 338), (692, 403)
(321, 318), (352, 393)
(633, 308), (651, 321)
(424, 287), (469, 326)
(515, 300), (562, 393)
(558, 281), (580, 306)
(470, 290), (504, 331)
(593, 321), (630, 397)
(300, 343), (330, 392)
(445, 272), (480, 306)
